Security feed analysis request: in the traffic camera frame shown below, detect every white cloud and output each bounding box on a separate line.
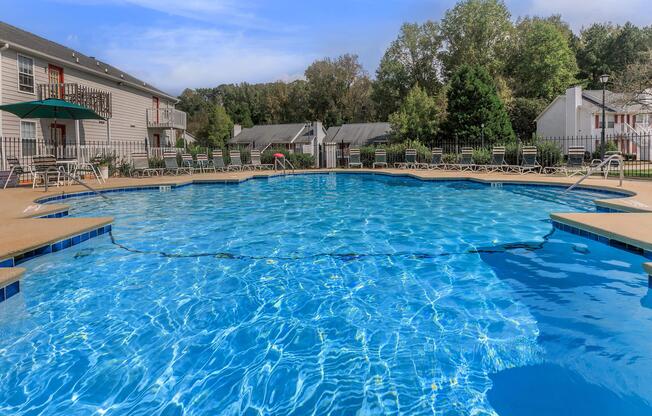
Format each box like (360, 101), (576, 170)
(100, 26), (315, 95)
(524, 0), (650, 31)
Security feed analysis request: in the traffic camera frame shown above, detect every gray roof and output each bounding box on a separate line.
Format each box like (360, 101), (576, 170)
(324, 122), (392, 146)
(0, 21), (175, 100)
(582, 90), (647, 113)
(229, 123), (310, 148)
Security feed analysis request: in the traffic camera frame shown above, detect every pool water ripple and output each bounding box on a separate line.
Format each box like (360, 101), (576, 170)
(0, 174), (649, 415)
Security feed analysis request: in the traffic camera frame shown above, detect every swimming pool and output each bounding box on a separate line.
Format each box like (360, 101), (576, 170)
(0, 173), (650, 415)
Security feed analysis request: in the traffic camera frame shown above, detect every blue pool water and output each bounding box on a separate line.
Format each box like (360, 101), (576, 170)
(0, 174), (650, 415)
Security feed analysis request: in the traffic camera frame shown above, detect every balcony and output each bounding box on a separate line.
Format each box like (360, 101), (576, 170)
(146, 108), (187, 130)
(37, 83), (112, 119)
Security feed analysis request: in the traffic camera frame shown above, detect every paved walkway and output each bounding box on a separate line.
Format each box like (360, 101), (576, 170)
(1, 169), (651, 278)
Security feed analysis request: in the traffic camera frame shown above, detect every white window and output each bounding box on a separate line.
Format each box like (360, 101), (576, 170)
(20, 121), (37, 156)
(18, 55), (35, 93)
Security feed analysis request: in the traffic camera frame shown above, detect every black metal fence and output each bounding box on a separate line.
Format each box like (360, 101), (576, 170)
(330, 133), (652, 178)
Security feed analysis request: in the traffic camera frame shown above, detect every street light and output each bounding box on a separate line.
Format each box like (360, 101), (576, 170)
(600, 74), (609, 160)
(480, 123), (485, 148)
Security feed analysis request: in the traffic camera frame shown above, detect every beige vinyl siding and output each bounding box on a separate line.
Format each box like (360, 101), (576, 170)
(1, 47), (176, 144)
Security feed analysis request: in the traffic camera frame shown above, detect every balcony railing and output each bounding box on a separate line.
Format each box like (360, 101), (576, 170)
(146, 108), (187, 130)
(37, 83), (112, 119)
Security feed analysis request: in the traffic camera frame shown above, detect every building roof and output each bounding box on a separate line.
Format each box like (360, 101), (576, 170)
(582, 90), (647, 113)
(324, 122), (392, 146)
(229, 123), (311, 148)
(0, 21), (176, 101)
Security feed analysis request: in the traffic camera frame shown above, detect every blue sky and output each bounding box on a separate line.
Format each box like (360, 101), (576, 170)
(2, 0), (649, 95)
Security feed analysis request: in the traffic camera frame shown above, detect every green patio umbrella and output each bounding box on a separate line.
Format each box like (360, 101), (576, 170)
(0, 98), (105, 161)
(0, 98), (105, 120)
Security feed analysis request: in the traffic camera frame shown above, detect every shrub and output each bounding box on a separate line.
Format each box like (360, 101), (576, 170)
(383, 140), (431, 164)
(536, 140), (563, 167)
(592, 140), (618, 160)
(260, 147), (314, 169)
(503, 142), (520, 165)
(472, 148), (492, 165)
(443, 153), (459, 164)
(360, 146), (376, 167)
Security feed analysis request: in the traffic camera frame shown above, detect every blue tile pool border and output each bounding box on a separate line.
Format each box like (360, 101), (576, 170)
(0, 280), (20, 303)
(0, 224), (112, 268)
(552, 220), (652, 259)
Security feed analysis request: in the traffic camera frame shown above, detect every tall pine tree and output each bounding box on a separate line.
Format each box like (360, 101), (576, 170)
(443, 65), (515, 144)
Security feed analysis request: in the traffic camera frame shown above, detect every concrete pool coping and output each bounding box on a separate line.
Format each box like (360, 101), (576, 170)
(1, 169), (652, 277)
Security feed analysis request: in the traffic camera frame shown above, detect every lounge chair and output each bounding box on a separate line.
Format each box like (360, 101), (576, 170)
(482, 146), (508, 173)
(452, 147), (475, 171)
(181, 153), (196, 174)
(131, 152), (160, 177)
(3, 157), (25, 189)
(227, 150), (243, 171)
(195, 153), (211, 173)
(426, 148), (446, 170)
(30, 155), (63, 188)
(394, 149), (417, 169)
(517, 146), (541, 174)
(348, 148), (363, 168)
(544, 146), (586, 176)
(372, 149), (387, 169)
(75, 155), (104, 184)
(212, 150), (226, 172)
(163, 151), (190, 175)
(248, 150), (273, 170)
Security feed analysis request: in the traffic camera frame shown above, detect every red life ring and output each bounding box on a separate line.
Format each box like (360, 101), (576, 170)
(274, 153), (285, 158)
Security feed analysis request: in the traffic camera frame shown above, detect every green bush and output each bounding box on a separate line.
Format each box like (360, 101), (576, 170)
(443, 153), (459, 164)
(592, 140), (618, 160)
(472, 148), (491, 165)
(360, 146), (376, 167)
(383, 140), (431, 164)
(503, 142), (520, 165)
(260, 147), (314, 169)
(536, 141), (563, 168)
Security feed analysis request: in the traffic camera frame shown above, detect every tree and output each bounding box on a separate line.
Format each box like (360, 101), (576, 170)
(440, 0), (513, 78)
(508, 97), (547, 140)
(443, 65), (515, 145)
(389, 84), (443, 145)
(197, 104), (233, 148)
(176, 89), (213, 135)
(576, 22), (651, 88)
(305, 54), (374, 126)
(509, 18), (578, 100)
(373, 21), (444, 119)
(611, 50), (652, 110)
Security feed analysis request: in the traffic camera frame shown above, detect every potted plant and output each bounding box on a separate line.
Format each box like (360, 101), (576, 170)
(95, 155), (114, 180)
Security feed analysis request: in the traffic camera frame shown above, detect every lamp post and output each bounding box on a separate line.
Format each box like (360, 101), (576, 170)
(600, 74), (609, 160)
(481, 123), (485, 148)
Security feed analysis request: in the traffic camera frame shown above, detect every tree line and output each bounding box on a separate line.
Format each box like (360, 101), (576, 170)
(177, 0), (652, 149)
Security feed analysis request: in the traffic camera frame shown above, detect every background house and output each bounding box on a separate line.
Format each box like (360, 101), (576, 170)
(323, 122), (392, 168)
(229, 122), (326, 167)
(0, 21), (186, 160)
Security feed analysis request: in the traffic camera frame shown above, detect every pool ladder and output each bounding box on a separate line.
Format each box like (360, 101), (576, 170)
(274, 157), (295, 174)
(565, 153), (624, 193)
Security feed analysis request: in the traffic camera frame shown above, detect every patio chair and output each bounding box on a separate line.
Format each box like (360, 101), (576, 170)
(482, 146), (508, 173)
(517, 146), (541, 174)
(131, 152), (160, 177)
(163, 151), (189, 175)
(544, 146), (586, 176)
(227, 150), (243, 171)
(348, 148), (363, 168)
(3, 157), (25, 189)
(372, 149), (387, 168)
(195, 153), (211, 173)
(212, 150), (226, 172)
(181, 153), (196, 174)
(427, 148), (446, 170)
(30, 155), (63, 188)
(394, 149), (417, 169)
(452, 147), (475, 171)
(248, 149), (273, 170)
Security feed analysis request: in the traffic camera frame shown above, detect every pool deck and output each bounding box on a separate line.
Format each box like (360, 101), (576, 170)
(1, 169), (652, 277)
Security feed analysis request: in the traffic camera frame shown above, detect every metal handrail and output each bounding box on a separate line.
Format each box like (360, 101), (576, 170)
(565, 153), (624, 192)
(274, 157), (295, 173)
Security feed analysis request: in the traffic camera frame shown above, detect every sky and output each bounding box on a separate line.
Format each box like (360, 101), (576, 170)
(1, 0), (650, 95)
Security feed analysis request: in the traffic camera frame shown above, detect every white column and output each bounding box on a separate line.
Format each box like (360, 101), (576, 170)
(75, 120), (81, 162)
